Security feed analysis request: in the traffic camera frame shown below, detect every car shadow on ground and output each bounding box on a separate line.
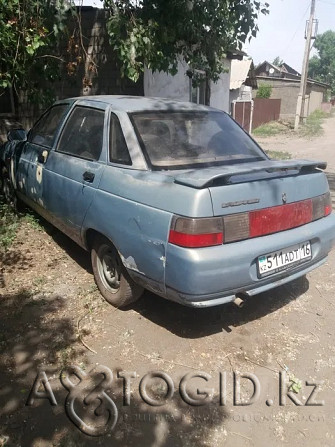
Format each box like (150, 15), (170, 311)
(132, 275), (309, 338)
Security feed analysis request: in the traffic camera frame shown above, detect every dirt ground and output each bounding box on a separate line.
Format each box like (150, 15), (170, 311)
(1, 114), (335, 447)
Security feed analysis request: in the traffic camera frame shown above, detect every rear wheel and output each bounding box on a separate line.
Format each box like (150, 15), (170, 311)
(91, 235), (143, 308)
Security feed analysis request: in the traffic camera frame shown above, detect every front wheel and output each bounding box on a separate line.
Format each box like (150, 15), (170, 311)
(0, 166), (23, 211)
(91, 236), (144, 308)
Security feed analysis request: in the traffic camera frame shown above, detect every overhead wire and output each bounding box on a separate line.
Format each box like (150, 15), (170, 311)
(280, 2), (311, 57)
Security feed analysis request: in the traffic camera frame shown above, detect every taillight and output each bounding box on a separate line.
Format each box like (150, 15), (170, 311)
(312, 192), (332, 219)
(168, 193), (332, 248)
(323, 192), (332, 216)
(169, 216), (223, 248)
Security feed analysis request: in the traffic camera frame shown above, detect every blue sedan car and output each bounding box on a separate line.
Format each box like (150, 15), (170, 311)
(1, 96), (335, 308)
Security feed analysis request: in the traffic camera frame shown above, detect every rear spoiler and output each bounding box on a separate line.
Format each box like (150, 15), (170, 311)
(173, 159), (327, 188)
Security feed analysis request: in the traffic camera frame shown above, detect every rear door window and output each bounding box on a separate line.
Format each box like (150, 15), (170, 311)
(57, 106), (105, 161)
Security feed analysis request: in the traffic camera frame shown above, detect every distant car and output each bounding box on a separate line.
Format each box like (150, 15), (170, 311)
(1, 96), (335, 308)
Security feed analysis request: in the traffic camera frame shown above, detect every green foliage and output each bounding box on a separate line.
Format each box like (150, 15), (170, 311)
(272, 56), (283, 67)
(23, 211), (44, 231)
(256, 83), (272, 98)
(298, 109), (328, 138)
(0, 0), (71, 102)
(253, 120), (289, 137)
(104, 0), (269, 82)
(308, 30), (335, 95)
(0, 201), (19, 250)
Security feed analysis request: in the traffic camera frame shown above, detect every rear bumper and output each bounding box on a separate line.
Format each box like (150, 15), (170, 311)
(164, 214), (335, 307)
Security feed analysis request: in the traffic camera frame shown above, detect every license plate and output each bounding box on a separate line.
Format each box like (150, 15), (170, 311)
(258, 241), (312, 278)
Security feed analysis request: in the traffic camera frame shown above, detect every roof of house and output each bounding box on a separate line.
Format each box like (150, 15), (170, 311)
(280, 63), (300, 76)
(255, 75), (331, 90)
(230, 59), (253, 90)
(255, 60), (301, 78)
(254, 61), (281, 76)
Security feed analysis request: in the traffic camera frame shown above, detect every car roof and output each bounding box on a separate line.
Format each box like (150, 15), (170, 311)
(61, 95), (214, 113)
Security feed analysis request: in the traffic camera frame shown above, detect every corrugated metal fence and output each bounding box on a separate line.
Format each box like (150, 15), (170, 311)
(252, 98), (281, 129)
(232, 98), (281, 132)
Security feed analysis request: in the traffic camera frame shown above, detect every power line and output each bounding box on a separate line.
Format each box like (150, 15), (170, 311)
(318, 0), (335, 5)
(281, 3), (310, 57)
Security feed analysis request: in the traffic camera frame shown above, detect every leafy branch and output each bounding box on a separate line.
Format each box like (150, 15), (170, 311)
(104, 0), (269, 82)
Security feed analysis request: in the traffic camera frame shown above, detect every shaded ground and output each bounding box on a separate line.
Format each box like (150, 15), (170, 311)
(1, 115), (335, 446)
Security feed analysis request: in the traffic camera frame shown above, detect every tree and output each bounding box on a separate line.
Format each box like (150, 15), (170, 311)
(272, 56), (283, 67)
(308, 30), (335, 95)
(104, 0), (269, 82)
(0, 0), (70, 105)
(0, 0), (270, 106)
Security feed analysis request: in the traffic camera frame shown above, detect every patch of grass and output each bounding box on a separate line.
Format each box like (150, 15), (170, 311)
(0, 201), (19, 250)
(253, 121), (290, 137)
(23, 211), (44, 231)
(298, 109), (328, 138)
(265, 150), (292, 160)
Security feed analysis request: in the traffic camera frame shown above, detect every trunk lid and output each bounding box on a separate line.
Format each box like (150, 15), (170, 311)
(172, 159), (329, 217)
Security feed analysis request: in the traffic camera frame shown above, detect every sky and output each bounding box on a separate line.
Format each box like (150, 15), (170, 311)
(76, 0), (335, 72)
(246, 0), (335, 71)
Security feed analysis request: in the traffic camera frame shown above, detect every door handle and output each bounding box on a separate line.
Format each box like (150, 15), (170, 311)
(83, 171), (95, 183)
(38, 150), (48, 164)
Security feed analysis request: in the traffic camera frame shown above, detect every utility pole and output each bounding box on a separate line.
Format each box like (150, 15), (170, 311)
(294, 0), (316, 130)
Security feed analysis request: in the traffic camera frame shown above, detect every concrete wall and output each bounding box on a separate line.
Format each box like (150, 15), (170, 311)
(307, 84), (325, 115)
(210, 60), (231, 112)
(144, 59), (231, 112)
(253, 78), (299, 120)
(144, 60), (190, 102)
(254, 77), (328, 120)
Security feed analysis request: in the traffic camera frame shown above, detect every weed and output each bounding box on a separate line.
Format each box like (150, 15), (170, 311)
(265, 150), (292, 160)
(253, 121), (290, 137)
(23, 211), (44, 231)
(58, 346), (76, 367)
(298, 109), (329, 138)
(0, 201), (19, 250)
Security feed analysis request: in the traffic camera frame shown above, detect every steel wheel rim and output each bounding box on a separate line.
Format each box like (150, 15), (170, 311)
(97, 246), (121, 293)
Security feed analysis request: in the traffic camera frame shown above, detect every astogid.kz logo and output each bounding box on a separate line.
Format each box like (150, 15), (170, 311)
(26, 365), (325, 437)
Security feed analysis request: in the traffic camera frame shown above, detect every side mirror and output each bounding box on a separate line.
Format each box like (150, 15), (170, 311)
(7, 128), (27, 142)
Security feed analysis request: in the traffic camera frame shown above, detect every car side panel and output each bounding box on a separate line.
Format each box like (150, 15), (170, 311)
(82, 166), (214, 292)
(91, 166), (214, 217)
(82, 188), (171, 295)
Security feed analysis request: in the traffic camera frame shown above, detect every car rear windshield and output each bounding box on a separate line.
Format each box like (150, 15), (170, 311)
(131, 111), (266, 170)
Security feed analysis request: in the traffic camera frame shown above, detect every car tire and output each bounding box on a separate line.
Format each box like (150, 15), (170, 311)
(91, 235), (144, 308)
(0, 166), (23, 212)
